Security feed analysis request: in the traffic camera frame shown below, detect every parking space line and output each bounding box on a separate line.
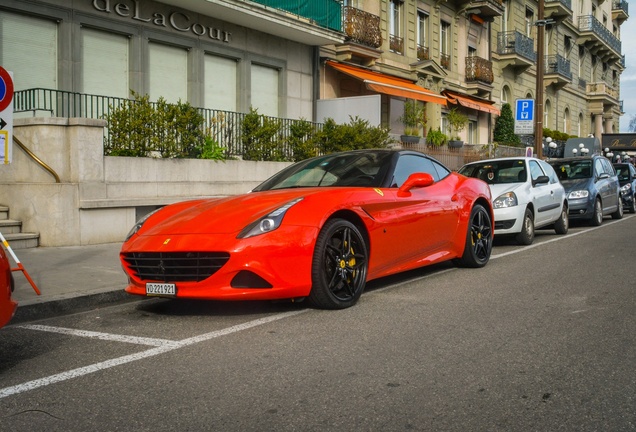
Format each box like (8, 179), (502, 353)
(491, 216), (630, 260)
(0, 310), (306, 400)
(16, 324), (180, 347)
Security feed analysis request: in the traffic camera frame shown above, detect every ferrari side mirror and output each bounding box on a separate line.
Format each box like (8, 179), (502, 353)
(398, 173), (435, 197)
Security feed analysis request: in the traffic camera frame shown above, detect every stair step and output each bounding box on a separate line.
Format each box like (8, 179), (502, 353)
(0, 219), (23, 234)
(0, 206), (8, 221)
(3, 232), (40, 250)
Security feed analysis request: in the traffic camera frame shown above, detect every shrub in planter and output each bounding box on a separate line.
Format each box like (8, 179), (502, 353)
(426, 128), (449, 147)
(445, 107), (468, 144)
(399, 99), (427, 139)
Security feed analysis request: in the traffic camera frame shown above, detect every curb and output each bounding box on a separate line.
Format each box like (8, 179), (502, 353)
(11, 290), (139, 324)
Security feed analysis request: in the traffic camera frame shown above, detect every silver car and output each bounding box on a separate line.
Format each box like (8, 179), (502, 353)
(459, 157), (568, 245)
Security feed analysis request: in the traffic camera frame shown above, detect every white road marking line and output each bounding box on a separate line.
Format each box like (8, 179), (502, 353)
(0, 310), (306, 400)
(16, 324), (180, 347)
(491, 217), (627, 260)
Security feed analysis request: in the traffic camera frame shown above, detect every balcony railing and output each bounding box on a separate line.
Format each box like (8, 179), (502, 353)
(545, 54), (572, 80)
(390, 35), (403, 54)
(613, 0), (629, 15)
(546, 0), (572, 10)
(250, 0), (342, 31)
(465, 56), (494, 84)
(545, 0), (573, 18)
(342, 6), (382, 48)
(578, 15), (621, 54)
(417, 44), (430, 61)
(578, 78), (587, 90)
(440, 53), (451, 70)
(586, 82), (619, 100)
(496, 31), (536, 62)
(12, 88), (323, 159)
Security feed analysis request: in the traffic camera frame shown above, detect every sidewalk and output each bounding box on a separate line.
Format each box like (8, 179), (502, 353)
(7, 242), (135, 324)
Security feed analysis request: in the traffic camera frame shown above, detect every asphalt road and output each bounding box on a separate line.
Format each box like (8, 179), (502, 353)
(1, 215), (635, 431)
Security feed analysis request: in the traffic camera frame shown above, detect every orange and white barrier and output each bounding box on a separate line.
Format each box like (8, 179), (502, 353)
(0, 232), (40, 295)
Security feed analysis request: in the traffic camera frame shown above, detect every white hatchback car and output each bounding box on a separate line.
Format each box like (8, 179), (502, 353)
(459, 157), (569, 245)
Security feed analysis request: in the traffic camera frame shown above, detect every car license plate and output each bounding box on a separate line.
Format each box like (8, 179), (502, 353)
(146, 283), (176, 296)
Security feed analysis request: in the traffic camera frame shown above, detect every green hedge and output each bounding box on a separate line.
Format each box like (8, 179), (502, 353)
(105, 95), (391, 162)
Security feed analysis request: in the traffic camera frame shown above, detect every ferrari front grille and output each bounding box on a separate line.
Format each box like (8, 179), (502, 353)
(122, 252), (230, 282)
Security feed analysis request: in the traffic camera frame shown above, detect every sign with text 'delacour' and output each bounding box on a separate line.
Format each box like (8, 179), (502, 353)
(514, 98), (534, 135)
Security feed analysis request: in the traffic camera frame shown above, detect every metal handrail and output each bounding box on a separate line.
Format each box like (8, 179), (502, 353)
(12, 135), (61, 183)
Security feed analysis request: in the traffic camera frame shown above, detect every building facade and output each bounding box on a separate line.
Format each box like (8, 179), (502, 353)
(0, 0), (344, 120)
(0, 0), (628, 145)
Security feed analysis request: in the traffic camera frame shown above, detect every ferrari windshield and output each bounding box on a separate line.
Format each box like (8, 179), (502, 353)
(252, 151), (393, 191)
(458, 159), (528, 184)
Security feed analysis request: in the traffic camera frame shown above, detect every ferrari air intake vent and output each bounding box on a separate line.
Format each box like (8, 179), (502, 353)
(123, 252), (230, 282)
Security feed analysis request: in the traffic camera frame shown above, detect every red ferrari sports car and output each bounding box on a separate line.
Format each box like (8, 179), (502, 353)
(0, 246), (17, 328)
(121, 149), (493, 309)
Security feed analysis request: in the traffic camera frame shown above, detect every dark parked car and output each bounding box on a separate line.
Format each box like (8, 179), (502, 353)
(548, 155), (623, 226)
(613, 163), (636, 213)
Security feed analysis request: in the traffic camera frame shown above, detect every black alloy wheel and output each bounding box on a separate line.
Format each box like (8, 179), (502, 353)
(309, 219), (368, 309)
(458, 204), (493, 268)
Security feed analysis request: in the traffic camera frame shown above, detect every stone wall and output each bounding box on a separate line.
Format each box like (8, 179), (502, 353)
(0, 117), (291, 246)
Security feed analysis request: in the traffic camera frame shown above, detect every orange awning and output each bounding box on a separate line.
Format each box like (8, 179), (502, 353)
(443, 91), (500, 115)
(326, 60), (447, 106)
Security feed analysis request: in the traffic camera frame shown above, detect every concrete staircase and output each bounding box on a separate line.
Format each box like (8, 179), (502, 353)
(0, 205), (39, 249)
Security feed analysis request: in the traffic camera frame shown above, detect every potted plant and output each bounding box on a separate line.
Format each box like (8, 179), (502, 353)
(399, 99), (427, 144)
(446, 107), (468, 148)
(426, 127), (448, 147)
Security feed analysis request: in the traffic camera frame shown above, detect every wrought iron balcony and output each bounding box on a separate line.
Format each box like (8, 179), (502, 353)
(465, 56), (493, 84)
(545, 0), (573, 21)
(342, 6), (382, 48)
(612, 0), (629, 24)
(417, 44), (430, 61)
(544, 54), (572, 89)
(578, 15), (621, 59)
(495, 31), (536, 72)
(390, 35), (404, 54)
(457, 0), (504, 20)
(440, 53), (451, 70)
(586, 81), (620, 108)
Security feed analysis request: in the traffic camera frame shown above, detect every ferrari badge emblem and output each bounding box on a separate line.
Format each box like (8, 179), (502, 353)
(374, 188), (384, 196)
(163, 238), (171, 245)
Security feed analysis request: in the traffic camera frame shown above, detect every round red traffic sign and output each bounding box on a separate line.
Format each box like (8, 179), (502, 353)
(0, 67), (14, 112)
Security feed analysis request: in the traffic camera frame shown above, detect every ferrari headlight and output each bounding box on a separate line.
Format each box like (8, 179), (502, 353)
(620, 183), (632, 194)
(568, 190), (589, 199)
(125, 208), (162, 242)
(493, 192), (518, 209)
(238, 198), (303, 239)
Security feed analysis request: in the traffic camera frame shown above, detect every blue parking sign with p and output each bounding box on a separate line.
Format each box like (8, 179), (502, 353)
(516, 99), (534, 121)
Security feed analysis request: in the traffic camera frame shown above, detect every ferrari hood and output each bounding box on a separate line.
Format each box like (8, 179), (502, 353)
(140, 189), (320, 236)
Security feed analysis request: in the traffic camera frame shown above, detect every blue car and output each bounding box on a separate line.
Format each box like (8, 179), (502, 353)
(548, 155), (623, 226)
(614, 163), (636, 213)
